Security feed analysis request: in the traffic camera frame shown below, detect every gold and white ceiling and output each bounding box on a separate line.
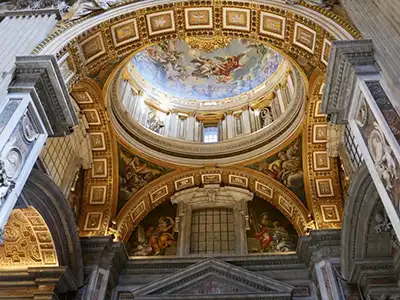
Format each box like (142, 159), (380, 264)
(29, 0), (360, 238)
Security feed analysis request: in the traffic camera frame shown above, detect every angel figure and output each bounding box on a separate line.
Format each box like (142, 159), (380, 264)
(214, 54), (246, 81)
(191, 57), (216, 79)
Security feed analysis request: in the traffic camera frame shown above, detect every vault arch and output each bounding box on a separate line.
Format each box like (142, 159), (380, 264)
(116, 167), (311, 242)
(21, 168), (84, 286)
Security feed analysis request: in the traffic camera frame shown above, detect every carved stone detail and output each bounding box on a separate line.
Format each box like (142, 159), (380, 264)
(0, 160), (16, 208)
(9, 55), (78, 136)
(21, 114), (39, 142)
(368, 122), (398, 191)
(131, 258), (294, 299)
(322, 40), (378, 124)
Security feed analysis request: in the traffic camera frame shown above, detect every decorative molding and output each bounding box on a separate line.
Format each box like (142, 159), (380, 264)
(222, 7), (251, 32)
(9, 55), (78, 136)
(131, 258), (293, 299)
(322, 40), (377, 124)
(116, 167), (311, 242)
(293, 22), (317, 54)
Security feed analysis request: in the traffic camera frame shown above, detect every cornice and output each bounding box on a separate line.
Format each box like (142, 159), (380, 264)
(0, 266), (78, 294)
(297, 229), (341, 270)
(322, 39), (377, 124)
(3, 8), (61, 19)
(32, 0), (360, 57)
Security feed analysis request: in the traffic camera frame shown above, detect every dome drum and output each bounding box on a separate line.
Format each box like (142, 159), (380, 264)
(108, 42), (306, 166)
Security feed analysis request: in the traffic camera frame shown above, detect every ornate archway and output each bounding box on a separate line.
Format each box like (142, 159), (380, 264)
(21, 168), (84, 286)
(116, 166), (311, 242)
(341, 164), (400, 297)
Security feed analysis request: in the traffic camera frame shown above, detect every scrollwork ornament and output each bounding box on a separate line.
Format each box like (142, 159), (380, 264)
(185, 36), (232, 53)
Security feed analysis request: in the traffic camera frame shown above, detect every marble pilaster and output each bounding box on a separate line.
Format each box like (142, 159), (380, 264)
(80, 236), (128, 300)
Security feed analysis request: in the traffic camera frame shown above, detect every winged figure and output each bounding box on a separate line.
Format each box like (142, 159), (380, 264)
(214, 54), (245, 77)
(191, 56), (216, 79)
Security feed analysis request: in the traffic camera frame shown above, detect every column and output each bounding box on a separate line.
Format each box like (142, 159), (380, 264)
(0, 55), (77, 241)
(314, 259), (342, 300)
(340, 0), (400, 101)
(194, 119), (200, 142)
(323, 40), (400, 238)
(120, 80), (131, 110)
(0, 10), (61, 103)
(127, 90), (139, 116)
(168, 110), (178, 138)
(226, 112), (234, 139)
(242, 108), (251, 134)
(133, 94), (144, 122)
(275, 86), (286, 114)
(164, 112), (170, 137)
(249, 108), (257, 132)
(221, 117), (228, 141)
(187, 113), (195, 141)
(80, 237), (128, 300)
(287, 71), (295, 96)
(298, 230), (344, 300)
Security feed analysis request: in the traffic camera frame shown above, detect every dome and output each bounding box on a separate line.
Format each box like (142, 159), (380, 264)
(108, 37), (305, 166)
(129, 38), (283, 103)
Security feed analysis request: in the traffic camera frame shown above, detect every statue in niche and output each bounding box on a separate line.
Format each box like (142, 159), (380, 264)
(260, 107), (273, 128)
(146, 111), (164, 134)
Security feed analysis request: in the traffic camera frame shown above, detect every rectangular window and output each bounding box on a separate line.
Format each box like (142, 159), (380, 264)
(203, 125), (219, 143)
(190, 208), (235, 254)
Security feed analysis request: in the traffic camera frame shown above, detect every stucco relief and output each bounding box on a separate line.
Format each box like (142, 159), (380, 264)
(355, 93), (400, 212)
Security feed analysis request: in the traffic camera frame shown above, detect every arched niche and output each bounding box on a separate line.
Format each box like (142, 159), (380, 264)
(116, 167), (311, 243)
(20, 169), (84, 286)
(341, 164), (395, 289)
(1, 206), (58, 268)
(125, 184), (299, 257)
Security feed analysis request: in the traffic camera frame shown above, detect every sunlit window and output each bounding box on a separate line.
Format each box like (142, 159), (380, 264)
(203, 126), (219, 143)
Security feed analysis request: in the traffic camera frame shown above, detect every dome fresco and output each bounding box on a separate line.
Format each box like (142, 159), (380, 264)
(131, 38), (283, 101)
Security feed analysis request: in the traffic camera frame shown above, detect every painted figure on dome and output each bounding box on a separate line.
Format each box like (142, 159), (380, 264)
(131, 39), (282, 100)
